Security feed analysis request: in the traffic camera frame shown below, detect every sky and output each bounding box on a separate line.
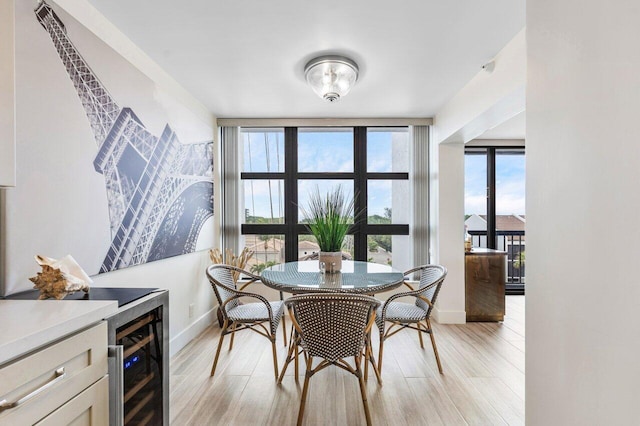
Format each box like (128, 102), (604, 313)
(242, 131), (525, 219)
(242, 129), (407, 219)
(464, 151), (526, 216)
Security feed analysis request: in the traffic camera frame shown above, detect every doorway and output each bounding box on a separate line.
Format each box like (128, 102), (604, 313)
(465, 147), (526, 294)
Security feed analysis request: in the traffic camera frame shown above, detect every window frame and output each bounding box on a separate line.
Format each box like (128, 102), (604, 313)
(240, 126), (410, 263)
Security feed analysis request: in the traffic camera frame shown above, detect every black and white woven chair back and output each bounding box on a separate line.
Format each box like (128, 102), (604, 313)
(414, 265), (447, 316)
(207, 265), (240, 312)
(287, 294), (380, 362)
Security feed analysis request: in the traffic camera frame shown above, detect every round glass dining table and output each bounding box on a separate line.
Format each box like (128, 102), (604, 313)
(260, 260), (405, 295)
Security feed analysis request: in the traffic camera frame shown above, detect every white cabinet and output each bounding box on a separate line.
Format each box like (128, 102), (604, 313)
(0, 322), (109, 425)
(0, 0), (16, 187)
(36, 377), (109, 426)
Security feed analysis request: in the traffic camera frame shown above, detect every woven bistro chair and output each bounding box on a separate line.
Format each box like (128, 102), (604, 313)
(285, 293), (380, 426)
(206, 264), (286, 380)
(376, 264), (447, 374)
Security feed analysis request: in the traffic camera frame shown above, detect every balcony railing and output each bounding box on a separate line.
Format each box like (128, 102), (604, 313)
(468, 230), (525, 285)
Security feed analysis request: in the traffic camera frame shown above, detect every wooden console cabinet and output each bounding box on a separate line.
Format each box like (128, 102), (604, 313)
(465, 248), (507, 321)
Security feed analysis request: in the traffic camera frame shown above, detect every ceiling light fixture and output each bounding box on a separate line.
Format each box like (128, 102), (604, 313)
(304, 55), (359, 103)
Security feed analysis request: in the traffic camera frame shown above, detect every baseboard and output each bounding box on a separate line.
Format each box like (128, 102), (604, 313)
(170, 307), (217, 357)
(433, 307), (466, 324)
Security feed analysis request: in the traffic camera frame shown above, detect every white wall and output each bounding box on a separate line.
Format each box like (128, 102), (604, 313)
(52, 0), (212, 126)
(527, 0), (640, 423)
(430, 142), (466, 323)
(0, 0), (16, 187)
(2, 0), (219, 357)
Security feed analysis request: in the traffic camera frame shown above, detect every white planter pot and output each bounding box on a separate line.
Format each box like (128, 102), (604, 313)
(318, 251), (342, 273)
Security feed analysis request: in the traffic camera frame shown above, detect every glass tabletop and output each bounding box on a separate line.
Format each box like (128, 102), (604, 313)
(260, 260), (405, 294)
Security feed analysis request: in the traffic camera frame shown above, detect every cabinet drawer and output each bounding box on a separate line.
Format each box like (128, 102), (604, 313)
(0, 322), (107, 425)
(36, 376), (108, 426)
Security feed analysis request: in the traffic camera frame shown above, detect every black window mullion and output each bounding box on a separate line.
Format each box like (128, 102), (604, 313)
(353, 127), (368, 260)
(487, 147), (497, 249)
(284, 127), (298, 261)
(297, 172), (355, 180)
(366, 172), (409, 180)
(362, 224), (409, 235)
(240, 172), (285, 180)
(294, 224), (310, 234)
(241, 224), (287, 234)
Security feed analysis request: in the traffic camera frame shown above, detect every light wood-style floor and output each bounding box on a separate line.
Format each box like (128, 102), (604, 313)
(170, 296), (525, 425)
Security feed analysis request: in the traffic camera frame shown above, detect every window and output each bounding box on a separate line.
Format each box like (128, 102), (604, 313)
(241, 128), (284, 225)
(465, 146), (526, 293)
(240, 126), (410, 269)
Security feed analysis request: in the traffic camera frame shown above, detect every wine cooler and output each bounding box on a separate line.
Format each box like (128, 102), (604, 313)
(107, 290), (169, 425)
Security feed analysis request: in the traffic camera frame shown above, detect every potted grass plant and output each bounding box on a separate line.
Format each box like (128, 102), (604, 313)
(301, 185), (356, 272)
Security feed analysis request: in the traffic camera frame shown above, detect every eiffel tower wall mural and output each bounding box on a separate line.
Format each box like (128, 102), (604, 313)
(2, 0), (215, 293)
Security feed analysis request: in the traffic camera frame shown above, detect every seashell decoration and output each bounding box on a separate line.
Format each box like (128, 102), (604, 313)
(29, 255), (92, 300)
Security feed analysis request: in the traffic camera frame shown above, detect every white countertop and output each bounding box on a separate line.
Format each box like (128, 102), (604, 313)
(0, 300), (118, 366)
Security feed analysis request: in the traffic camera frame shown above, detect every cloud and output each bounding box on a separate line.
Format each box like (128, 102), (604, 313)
(243, 179), (284, 218)
(465, 195), (487, 215)
(465, 153), (525, 215)
(242, 132), (285, 173)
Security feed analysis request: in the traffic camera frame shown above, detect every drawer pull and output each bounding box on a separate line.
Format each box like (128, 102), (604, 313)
(0, 367), (66, 413)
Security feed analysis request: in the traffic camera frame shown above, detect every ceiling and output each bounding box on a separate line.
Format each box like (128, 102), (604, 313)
(87, 0), (525, 119)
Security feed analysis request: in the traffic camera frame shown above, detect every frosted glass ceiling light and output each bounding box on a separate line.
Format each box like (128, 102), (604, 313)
(304, 55), (359, 103)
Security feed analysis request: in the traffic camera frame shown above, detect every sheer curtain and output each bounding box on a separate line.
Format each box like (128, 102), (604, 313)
(220, 126), (241, 258)
(412, 125), (430, 267)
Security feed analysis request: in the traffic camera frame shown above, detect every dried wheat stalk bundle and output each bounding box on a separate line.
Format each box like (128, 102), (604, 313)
(209, 247), (254, 282)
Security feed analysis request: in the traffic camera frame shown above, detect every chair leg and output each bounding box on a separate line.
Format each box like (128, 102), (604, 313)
(281, 314), (288, 346)
(364, 338), (369, 381)
(278, 333), (298, 384)
(294, 343), (299, 380)
(271, 338), (279, 381)
(279, 290), (288, 347)
(417, 321), (424, 349)
(228, 322), (236, 351)
(294, 333), (300, 380)
(377, 335), (385, 373)
(363, 333), (383, 385)
(297, 356), (313, 426)
(368, 343), (383, 385)
(426, 319), (443, 374)
(211, 319), (228, 377)
(355, 355), (373, 426)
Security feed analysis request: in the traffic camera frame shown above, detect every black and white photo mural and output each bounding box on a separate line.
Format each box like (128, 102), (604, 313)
(36, 2), (213, 272)
(3, 0), (214, 291)
(35, 2), (213, 272)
